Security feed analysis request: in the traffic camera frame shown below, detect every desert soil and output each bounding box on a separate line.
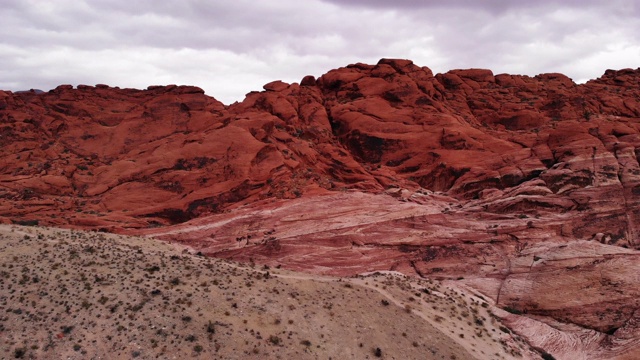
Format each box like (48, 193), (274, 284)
(0, 224), (540, 359)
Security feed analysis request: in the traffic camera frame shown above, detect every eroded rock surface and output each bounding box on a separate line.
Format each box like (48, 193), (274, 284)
(2, 59), (640, 359)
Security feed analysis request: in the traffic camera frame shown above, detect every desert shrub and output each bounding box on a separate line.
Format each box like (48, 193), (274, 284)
(503, 306), (522, 315)
(61, 325), (74, 334)
(269, 335), (281, 345)
(499, 326), (511, 334)
(205, 321), (215, 334)
(13, 347), (26, 358)
(541, 352), (556, 360)
(14, 220), (38, 226)
(145, 265), (160, 273)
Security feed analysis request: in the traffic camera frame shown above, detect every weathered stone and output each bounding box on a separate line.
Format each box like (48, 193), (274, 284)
(2, 60), (640, 358)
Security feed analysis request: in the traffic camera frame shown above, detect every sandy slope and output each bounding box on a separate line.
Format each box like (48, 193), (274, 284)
(0, 224), (541, 359)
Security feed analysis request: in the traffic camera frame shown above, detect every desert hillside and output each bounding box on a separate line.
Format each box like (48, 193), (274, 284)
(1, 59), (640, 359)
(0, 224), (543, 359)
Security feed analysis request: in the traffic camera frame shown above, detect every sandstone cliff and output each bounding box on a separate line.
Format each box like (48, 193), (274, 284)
(1, 59), (640, 359)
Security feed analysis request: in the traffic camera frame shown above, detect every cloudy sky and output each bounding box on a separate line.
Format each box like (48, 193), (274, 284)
(2, 0), (639, 104)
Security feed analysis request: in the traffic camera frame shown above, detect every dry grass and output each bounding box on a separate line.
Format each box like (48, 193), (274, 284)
(0, 225), (531, 359)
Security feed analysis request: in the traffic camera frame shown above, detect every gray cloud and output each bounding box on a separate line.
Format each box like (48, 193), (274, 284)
(323, 0), (640, 16)
(1, 0), (638, 104)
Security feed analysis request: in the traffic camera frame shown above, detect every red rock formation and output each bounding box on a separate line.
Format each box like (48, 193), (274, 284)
(2, 59), (640, 358)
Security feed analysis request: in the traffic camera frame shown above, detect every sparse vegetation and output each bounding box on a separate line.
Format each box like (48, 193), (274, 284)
(503, 306), (523, 315)
(205, 321), (215, 334)
(374, 347), (382, 357)
(0, 224), (531, 359)
(13, 347), (26, 358)
(269, 335), (282, 346)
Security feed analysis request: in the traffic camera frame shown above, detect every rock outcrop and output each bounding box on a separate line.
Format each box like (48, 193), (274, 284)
(2, 59), (640, 359)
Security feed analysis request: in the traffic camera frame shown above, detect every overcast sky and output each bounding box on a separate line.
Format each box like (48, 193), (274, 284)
(2, 0), (639, 104)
